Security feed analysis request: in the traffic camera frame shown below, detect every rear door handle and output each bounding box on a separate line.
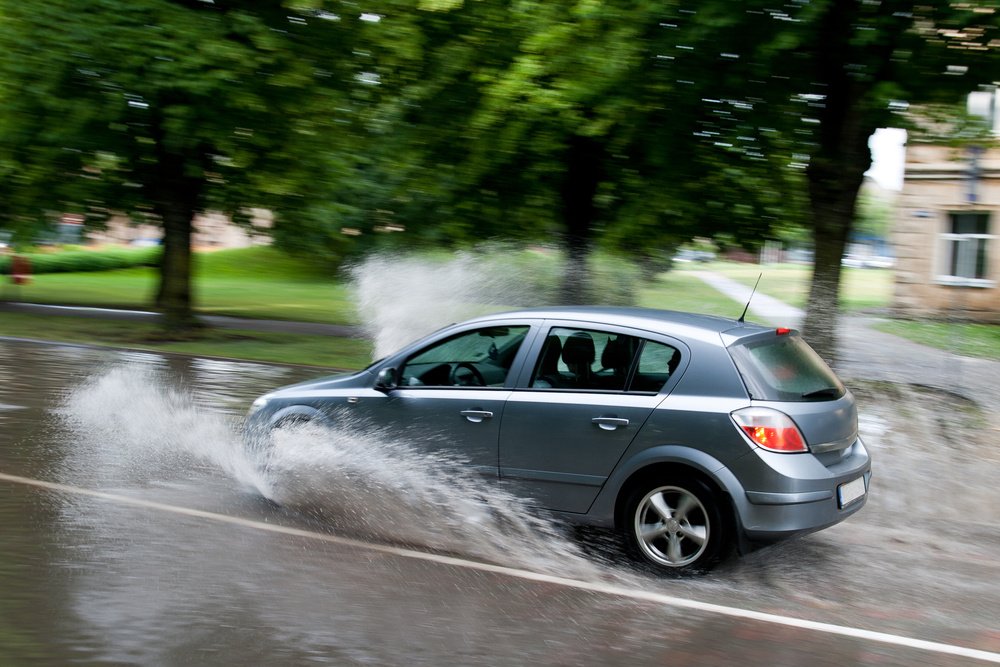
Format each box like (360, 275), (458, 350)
(592, 417), (629, 431)
(461, 410), (494, 423)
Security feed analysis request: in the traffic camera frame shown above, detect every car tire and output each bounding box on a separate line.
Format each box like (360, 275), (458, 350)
(623, 477), (726, 574)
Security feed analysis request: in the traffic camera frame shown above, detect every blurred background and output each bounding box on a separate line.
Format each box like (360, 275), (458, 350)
(0, 0), (997, 363)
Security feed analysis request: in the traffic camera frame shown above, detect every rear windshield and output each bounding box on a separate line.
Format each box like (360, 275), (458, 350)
(729, 334), (845, 402)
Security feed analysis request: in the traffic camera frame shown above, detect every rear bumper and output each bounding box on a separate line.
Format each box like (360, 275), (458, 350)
(731, 438), (872, 545)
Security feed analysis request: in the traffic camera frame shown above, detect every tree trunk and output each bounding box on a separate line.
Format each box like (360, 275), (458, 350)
(802, 189), (854, 361)
(802, 149), (868, 363)
(559, 135), (603, 304)
(155, 198), (199, 332)
(800, 0), (876, 363)
(150, 133), (202, 332)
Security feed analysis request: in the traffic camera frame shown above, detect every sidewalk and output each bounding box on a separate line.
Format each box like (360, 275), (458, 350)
(692, 271), (1000, 409)
(0, 301), (363, 338)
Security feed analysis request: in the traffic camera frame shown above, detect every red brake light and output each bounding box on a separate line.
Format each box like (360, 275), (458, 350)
(776, 327), (792, 336)
(731, 407), (808, 453)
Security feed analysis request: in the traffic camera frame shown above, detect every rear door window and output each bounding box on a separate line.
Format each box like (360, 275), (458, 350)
(729, 334), (845, 401)
(529, 327), (680, 393)
(530, 327), (636, 391)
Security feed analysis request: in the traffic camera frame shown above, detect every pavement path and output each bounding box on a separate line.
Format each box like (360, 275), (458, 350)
(0, 301), (362, 337)
(691, 270), (805, 325)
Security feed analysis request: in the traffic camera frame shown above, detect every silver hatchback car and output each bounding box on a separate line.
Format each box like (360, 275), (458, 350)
(246, 307), (871, 572)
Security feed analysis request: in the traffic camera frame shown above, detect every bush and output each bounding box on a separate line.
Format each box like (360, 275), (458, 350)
(0, 246), (162, 275)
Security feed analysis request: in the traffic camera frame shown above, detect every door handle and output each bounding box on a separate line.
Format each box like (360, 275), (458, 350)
(592, 417), (629, 431)
(461, 410), (494, 423)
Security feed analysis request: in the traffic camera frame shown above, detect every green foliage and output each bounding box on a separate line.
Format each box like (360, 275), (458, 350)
(0, 246), (160, 274)
(855, 189), (895, 241)
(0, 0), (372, 314)
(350, 0), (814, 278)
(0, 0), (996, 321)
(194, 246), (334, 282)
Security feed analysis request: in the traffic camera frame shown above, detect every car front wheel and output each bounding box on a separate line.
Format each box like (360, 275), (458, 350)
(624, 478), (725, 573)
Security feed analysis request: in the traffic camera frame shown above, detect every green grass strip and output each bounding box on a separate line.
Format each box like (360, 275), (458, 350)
(0, 312), (372, 370)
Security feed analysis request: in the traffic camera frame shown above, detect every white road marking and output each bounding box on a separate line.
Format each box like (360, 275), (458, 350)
(2, 470), (998, 664)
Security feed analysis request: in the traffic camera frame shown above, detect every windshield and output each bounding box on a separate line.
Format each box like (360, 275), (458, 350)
(729, 334), (845, 402)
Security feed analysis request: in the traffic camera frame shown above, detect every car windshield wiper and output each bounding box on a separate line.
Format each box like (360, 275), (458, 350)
(801, 387), (841, 399)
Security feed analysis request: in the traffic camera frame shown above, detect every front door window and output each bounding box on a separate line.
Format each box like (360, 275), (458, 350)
(400, 326), (529, 388)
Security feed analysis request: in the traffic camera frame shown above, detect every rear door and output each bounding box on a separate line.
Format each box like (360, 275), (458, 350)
(498, 323), (682, 513)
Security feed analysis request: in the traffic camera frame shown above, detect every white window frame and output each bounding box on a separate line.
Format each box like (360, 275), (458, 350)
(935, 212), (995, 287)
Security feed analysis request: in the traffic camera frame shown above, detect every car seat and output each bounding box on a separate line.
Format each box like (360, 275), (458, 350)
(561, 332), (596, 388)
(533, 335), (564, 388)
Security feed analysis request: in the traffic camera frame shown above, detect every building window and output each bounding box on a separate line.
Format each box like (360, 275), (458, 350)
(938, 212), (994, 285)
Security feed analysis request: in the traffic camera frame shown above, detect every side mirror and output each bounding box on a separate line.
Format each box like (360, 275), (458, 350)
(375, 367), (398, 391)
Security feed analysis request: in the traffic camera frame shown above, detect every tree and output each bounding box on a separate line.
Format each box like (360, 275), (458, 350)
(677, 0), (999, 359)
(368, 1), (804, 302)
(0, 0), (364, 329)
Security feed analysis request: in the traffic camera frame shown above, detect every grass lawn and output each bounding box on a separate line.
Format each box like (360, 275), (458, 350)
(683, 261), (894, 313)
(0, 311), (373, 369)
(636, 270), (751, 318)
(4, 247), (359, 325)
(872, 319), (1000, 362)
(3, 246), (997, 365)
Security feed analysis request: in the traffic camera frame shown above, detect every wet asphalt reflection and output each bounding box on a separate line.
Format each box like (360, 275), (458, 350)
(1, 339), (998, 666)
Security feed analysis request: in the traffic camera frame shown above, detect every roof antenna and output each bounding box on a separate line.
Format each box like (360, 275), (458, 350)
(738, 273), (762, 323)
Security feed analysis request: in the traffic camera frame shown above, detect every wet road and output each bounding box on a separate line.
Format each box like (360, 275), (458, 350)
(1, 339), (998, 665)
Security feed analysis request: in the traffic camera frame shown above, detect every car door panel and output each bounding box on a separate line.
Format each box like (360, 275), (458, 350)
(498, 392), (663, 512)
(361, 388), (511, 479)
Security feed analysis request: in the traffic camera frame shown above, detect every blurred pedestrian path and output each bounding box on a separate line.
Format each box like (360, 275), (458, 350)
(690, 270), (804, 326)
(0, 301), (362, 338)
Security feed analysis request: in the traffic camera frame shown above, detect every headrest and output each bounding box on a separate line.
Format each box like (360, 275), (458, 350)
(540, 335), (562, 368)
(562, 332), (595, 366)
(601, 337), (629, 370)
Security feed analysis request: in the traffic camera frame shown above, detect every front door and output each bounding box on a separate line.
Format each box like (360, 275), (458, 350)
(365, 324), (532, 478)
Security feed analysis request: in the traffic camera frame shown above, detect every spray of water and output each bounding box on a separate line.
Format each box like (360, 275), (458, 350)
(349, 246), (555, 359)
(253, 420), (603, 575)
(58, 365), (266, 492)
(59, 365), (604, 578)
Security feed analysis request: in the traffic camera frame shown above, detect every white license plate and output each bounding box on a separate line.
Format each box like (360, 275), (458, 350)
(838, 476), (867, 508)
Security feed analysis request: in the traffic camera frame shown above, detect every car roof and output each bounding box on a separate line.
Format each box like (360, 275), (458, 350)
(463, 306), (777, 344)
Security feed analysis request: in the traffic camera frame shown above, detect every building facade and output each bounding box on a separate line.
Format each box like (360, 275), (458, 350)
(892, 139), (1000, 322)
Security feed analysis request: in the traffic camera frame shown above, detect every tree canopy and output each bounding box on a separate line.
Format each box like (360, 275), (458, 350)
(0, 0), (366, 326)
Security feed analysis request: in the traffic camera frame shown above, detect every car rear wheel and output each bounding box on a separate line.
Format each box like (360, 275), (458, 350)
(624, 478), (725, 573)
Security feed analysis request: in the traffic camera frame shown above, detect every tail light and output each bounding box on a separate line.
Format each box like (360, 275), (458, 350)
(731, 407), (807, 453)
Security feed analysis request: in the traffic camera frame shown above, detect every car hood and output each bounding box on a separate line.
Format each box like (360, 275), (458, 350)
(267, 369), (373, 397)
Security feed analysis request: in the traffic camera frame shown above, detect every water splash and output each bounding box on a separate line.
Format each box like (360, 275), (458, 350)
(58, 365), (603, 578)
(58, 365), (266, 492)
(252, 420), (601, 575)
(349, 247), (556, 359)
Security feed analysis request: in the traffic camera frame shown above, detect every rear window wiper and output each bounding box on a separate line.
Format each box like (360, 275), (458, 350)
(801, 387), (841, 399)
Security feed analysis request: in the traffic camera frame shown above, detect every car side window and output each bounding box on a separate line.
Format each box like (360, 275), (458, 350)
(399, 326), (529, 388)
(631, 340), (681, 393)
(530, 328), (639, 391)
